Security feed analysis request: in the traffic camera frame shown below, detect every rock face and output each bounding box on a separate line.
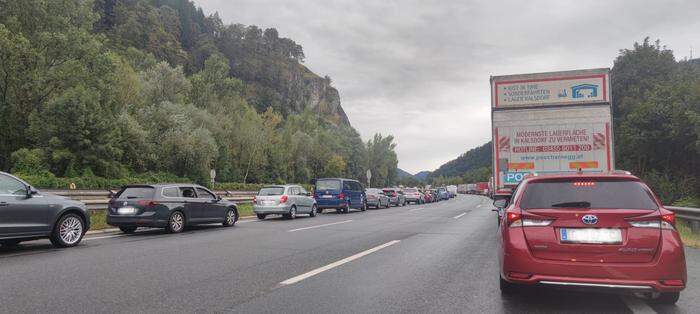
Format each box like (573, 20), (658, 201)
(239, 58), (350, 126)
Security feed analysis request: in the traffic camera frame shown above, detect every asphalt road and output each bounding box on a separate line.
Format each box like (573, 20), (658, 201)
(0, 195), (697, 313)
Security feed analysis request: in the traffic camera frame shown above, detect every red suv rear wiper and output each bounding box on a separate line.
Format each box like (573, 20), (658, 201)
(550, 201), (591, 208)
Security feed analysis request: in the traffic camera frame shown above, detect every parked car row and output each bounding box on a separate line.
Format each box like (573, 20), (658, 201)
(1, 171), (461, 249)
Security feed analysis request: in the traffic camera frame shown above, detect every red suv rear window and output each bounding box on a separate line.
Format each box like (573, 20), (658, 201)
(520, 180), (658, 210)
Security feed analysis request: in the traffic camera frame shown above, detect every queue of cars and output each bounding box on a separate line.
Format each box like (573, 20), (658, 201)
(252, 178), (455, 217)
(0, 172), (457, 249)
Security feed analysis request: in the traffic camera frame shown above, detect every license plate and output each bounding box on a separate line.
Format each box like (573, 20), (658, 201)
(263, 200), (275, 205)
(560, 228), (622, 244)
(118, 207), (137, 215)
(321, 195), (333, 198)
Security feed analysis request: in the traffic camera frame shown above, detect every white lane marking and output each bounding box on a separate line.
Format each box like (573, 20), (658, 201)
(621, 295), (657, 314)
(287, 220), (353, 232)
(453, 212), (467, 219)
(409, 207), (425, 212)
(279, 240), (401, 285)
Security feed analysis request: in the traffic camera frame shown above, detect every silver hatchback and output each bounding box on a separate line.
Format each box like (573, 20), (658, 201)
(253, 185), (317, 219)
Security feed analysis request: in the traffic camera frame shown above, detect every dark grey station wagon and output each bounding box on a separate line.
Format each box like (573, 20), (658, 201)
(107, 184), (238, 233)
(0, 171), (90, 248)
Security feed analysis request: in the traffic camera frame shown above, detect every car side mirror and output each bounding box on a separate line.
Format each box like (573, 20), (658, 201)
(26, 186), (38, 198)
(493, 199), (508, 209)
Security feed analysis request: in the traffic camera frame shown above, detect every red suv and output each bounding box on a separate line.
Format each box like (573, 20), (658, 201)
(496, 172), (686, 304)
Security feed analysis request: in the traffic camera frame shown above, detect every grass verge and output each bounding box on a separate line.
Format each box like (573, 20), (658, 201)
(87, 203), (256, 231)
(237, 203), (254, 218)
(89, 210), (110, 230)
(677, 219), (700, 249)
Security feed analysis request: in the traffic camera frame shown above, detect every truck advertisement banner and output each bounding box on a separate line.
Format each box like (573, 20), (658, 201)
(492, 70), (609, 108)
(494, 121), (611, 187)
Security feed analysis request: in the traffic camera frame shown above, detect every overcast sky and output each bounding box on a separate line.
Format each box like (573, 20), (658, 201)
(195, 0), (700, 174)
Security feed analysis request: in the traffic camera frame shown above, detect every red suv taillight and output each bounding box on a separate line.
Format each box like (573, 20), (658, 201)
(253, 196), (257, 203)
(280, 195), (289, 203)
(338, 192), (346, 200)
(507, 212), (554, 227)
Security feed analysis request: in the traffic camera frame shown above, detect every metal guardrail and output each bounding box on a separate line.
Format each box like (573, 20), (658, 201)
(667, 206), (700, 234)
(47, 190), (257, 210)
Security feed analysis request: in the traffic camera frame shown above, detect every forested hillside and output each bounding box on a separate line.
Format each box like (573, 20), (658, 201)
(428, 39), (699, 205)
(427, 142), (491, 186)
(0, 0), (398, 187)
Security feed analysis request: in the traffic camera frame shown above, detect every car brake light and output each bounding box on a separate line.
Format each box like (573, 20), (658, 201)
(253, 196), (257, 203)
(661, 213), (676, 230)
(507, 212), (522, 227)
(137, 200), (158, 207)
(280, 195), (288, 203)
(628, 213), (676, 231)
(572, 181), (596, 187)
(338, 192), (346, 200)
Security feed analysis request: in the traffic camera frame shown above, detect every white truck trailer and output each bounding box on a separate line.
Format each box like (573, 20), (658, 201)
(490, 68), (614, 195)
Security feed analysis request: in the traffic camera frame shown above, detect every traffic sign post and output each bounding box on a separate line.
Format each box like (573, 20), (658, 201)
(366, 169), (372, 188)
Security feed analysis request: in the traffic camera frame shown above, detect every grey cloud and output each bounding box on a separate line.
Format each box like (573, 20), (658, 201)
(196, 0), (700, 173)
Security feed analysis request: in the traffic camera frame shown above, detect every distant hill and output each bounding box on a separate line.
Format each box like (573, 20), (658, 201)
(414, 171), (431, 181)
(397, 168), (414, 178)
(428, 142), (492, 180)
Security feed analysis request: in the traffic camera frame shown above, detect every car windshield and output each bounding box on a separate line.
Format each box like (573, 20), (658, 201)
(316, 179), (341, 191)
(520, 180), (659, 210)
(259, 187), (285, 196)
(404, 188), (418, 193)
(117, 187), (155, 199)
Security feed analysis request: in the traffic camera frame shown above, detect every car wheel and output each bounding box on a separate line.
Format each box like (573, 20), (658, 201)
(50, 213), (85, 248)
(285, 206), (297, 219)
(223, 208), (237, 227)
(166, 211), (185, 233)
(310, 205), (318, 217)
(343, 203), (350, 214)
(256, 213), (267, 220)
(651, 292), (680, 305)
(499, 276), (518, 295)
(119, 226), (137, 234)
(0, 240), (21, 247)
(360, 199), (367, 211)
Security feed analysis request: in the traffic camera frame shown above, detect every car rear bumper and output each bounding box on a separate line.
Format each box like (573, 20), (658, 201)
(501, 229), (687, 293)
(366, 199), (380, 206)
(253, 204), (292, 214)
(317, 199), (346, 209)
(405, 197), (420, 202)
(107, 212), (167, 227)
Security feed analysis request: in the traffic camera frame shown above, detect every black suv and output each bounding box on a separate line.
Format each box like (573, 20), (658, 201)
(0, 172), (90, 248)
(107, 184), (239, 233)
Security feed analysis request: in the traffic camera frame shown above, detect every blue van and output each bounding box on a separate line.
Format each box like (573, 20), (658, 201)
(313, 178), (367, 214)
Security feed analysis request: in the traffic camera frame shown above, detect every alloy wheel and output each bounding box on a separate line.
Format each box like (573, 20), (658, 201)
(59, 216), (83, 245)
